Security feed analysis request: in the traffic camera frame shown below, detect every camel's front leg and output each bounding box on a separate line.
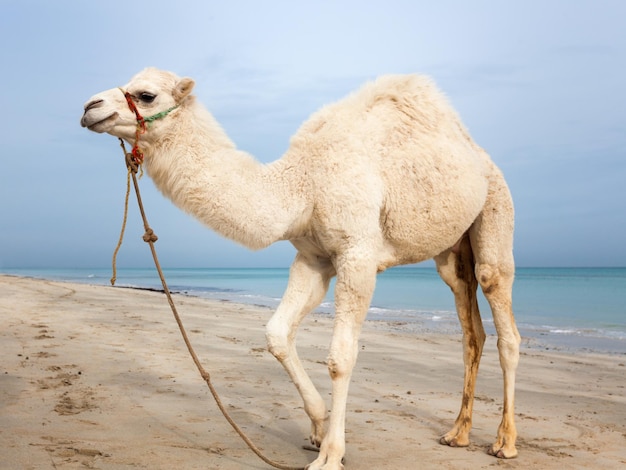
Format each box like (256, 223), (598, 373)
(266, 253), (334, 446)
(307, 258), (376, 470)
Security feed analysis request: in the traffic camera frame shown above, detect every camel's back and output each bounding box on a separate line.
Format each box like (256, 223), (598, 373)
(287, 75), (494, 264)
(288, 74), (489, 185)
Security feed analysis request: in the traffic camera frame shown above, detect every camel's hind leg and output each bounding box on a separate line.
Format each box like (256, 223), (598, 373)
(470, 168), (520, 459)
(266, 252), (335, 447)
(435, 234), (485, 448)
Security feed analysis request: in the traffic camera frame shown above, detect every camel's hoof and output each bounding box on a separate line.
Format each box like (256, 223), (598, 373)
(309, 419), (327, 448)
(303, 451), (346, 469)
(305, 461), (345, 470)
(440, 435), (469, 448)
(487, 444), (518, 459)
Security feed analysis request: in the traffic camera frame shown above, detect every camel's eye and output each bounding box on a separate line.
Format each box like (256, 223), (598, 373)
(138, 92), (156, 104)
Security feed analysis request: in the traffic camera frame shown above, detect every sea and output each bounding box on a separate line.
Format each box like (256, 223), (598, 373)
(2, 266), (625, 354)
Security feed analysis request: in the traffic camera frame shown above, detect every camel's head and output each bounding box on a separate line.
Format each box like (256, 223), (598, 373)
(80, 68), (195, 142)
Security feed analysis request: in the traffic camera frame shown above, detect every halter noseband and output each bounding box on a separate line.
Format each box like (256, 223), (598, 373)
(119, 88), (179, 165)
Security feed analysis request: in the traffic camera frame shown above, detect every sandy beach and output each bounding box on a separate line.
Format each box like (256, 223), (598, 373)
(1, 275), (625, 469)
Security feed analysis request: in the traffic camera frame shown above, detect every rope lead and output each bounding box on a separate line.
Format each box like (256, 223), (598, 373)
(112, 138), (305, 470)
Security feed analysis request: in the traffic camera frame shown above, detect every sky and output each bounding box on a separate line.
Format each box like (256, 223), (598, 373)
(0, 0), (625, 269)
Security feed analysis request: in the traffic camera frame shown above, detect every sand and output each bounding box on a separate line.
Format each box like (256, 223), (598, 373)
(1, 274), (625, 469)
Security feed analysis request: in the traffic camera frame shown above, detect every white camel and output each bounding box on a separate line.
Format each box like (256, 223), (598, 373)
(81, 68), (521, 469)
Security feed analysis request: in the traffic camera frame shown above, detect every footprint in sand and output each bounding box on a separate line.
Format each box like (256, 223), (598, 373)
(54, 390), (97, 415)
(32, 323), (55, 340)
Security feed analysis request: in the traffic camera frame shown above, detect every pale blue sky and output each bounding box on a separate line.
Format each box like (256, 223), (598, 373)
(1, 1), (624, 268)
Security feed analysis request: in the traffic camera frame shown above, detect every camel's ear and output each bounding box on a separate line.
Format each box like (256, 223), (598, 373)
(174, 77), (195, 102)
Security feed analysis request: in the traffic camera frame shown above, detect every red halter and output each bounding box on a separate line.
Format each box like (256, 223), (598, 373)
(120, 89), (179, 165)
(122, 91), (147, 164)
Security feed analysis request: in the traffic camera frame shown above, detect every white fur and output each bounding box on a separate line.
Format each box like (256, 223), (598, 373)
(81, 68), (521, 468)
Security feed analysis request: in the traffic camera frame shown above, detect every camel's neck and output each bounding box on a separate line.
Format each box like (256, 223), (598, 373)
(141, 100), (310, 249)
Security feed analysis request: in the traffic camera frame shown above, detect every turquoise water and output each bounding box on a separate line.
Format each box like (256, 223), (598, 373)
(3, 267), (625, 353)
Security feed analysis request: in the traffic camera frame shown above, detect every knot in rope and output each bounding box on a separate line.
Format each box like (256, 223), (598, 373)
(142, 228), (158, 243)
(124, 150), (140, 174)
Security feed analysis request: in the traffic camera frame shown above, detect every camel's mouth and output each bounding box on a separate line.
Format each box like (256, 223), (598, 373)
(81, 112), (119, 133)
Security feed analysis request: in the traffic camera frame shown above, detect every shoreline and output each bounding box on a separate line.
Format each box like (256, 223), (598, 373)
(1, 274), (626, 469)
(4, 272), (625, 355)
